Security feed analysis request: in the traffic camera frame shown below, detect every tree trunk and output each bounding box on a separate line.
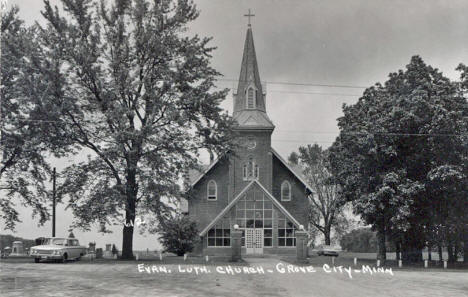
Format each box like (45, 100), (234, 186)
(401, 228), (423, 263)
(438, 244), (443, 262)
(376, 224), (386, 263)
(121, 204), (135, 259)
(447, 243), (455, 263)
(395, 241), (401, 261)
(464, 227), (468, 263)
(324, 224), (331, 245)
(121, 166), (138, 260)
(453, 242), (459, 263)
(427, 243), (432, 261)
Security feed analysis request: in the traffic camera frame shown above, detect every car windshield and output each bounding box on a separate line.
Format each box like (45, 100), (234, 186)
(43, 238), (67, 245)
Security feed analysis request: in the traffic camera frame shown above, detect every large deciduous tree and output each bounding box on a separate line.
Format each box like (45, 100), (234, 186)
(329, 56), (467, 263)
(1, 7), (68, 230)
(35, 0), (235, 259)
(289, 144), (349, 245)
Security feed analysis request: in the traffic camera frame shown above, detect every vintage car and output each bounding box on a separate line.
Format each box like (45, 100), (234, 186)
(317, 245), (339, 257)
(30, 237), (87, 263)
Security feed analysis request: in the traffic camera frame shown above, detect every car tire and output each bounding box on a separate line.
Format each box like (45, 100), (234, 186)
(34, 258), (40, 263)
(60, 253), (68, 263)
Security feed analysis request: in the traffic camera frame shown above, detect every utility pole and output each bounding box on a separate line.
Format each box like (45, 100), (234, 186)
(52, 167), (56, 237)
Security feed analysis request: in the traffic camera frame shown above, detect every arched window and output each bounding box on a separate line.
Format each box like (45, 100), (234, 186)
(243, 157), (259, 181)
(246, 87), (256, 109)
(207, 180), (217, 200)
(281, 181), (291, 201)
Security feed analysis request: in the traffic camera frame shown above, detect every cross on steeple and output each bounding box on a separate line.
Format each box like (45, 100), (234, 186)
(244, 9), (255, 27)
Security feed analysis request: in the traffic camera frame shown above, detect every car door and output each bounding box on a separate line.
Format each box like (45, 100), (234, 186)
(67, 239), (76, 258)
(72, 240), (81, 257)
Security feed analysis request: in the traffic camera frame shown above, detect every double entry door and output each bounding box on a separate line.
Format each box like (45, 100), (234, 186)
(245, 228), (263, 255)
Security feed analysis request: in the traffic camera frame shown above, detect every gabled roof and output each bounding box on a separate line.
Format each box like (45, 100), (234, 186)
(271, 148), (314, 194)
(188, 157), (221, 188)
(199, 180), (302, 236)
(187, 149), (314, 196)
(233, 110), (275, 130)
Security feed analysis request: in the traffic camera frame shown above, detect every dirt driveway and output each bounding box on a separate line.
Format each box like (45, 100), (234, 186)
(1, 258), (467, 297)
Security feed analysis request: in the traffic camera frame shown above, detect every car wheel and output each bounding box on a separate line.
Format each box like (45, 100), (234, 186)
(60, 253), (68, 263)
(34, 258), (40, 263)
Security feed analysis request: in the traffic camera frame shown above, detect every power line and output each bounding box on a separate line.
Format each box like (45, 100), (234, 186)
(267, 90), (360, 97)
(217, 78), (367, 89)
(217, 86), (361, 97)
(275, 130), (468, 137)
(2, 119), (466, 137)
(273, 139), (335, 144)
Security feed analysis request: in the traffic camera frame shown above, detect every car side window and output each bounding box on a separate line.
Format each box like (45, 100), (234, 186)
(72, 240), (78, 246)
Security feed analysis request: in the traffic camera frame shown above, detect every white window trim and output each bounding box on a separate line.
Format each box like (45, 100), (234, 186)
(207, 180), (217, 200)
(281, 180), (291, 201)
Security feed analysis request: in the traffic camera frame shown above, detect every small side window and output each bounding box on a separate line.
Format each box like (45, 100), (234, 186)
(207, 180), (217, 200)
(281, 181), (291, 201)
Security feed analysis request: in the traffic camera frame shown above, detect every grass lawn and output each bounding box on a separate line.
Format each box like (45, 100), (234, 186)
(283, 252), (468, 271)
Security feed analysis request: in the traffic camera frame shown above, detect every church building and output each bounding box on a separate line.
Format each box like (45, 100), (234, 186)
(187, 22), (313, 256)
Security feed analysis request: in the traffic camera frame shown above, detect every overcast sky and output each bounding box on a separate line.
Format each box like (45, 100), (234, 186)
(4, 0), (468, 249)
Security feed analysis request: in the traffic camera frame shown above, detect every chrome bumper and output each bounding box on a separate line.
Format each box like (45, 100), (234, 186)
(31, 254), (63, 259)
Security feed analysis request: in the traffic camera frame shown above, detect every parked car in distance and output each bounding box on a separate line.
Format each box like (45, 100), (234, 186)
(317, 245), (339, 257)
(30, 237), (87, 263)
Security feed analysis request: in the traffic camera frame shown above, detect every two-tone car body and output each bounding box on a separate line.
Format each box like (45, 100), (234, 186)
(30, 238), (87, 263)
(317, 245), (339, 257)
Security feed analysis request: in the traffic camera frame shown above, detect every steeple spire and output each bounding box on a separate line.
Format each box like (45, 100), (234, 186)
(233, 17), (274, 130)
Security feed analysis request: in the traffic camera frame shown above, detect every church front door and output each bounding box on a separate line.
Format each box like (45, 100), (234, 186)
(245, 228), (263, 255)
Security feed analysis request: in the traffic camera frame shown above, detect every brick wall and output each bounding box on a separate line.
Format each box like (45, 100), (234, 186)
(188, 130), (310, 256)
(188, 157), (230, 235)
(230, 130), (273, 199)
(272, 154), (310, 227)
